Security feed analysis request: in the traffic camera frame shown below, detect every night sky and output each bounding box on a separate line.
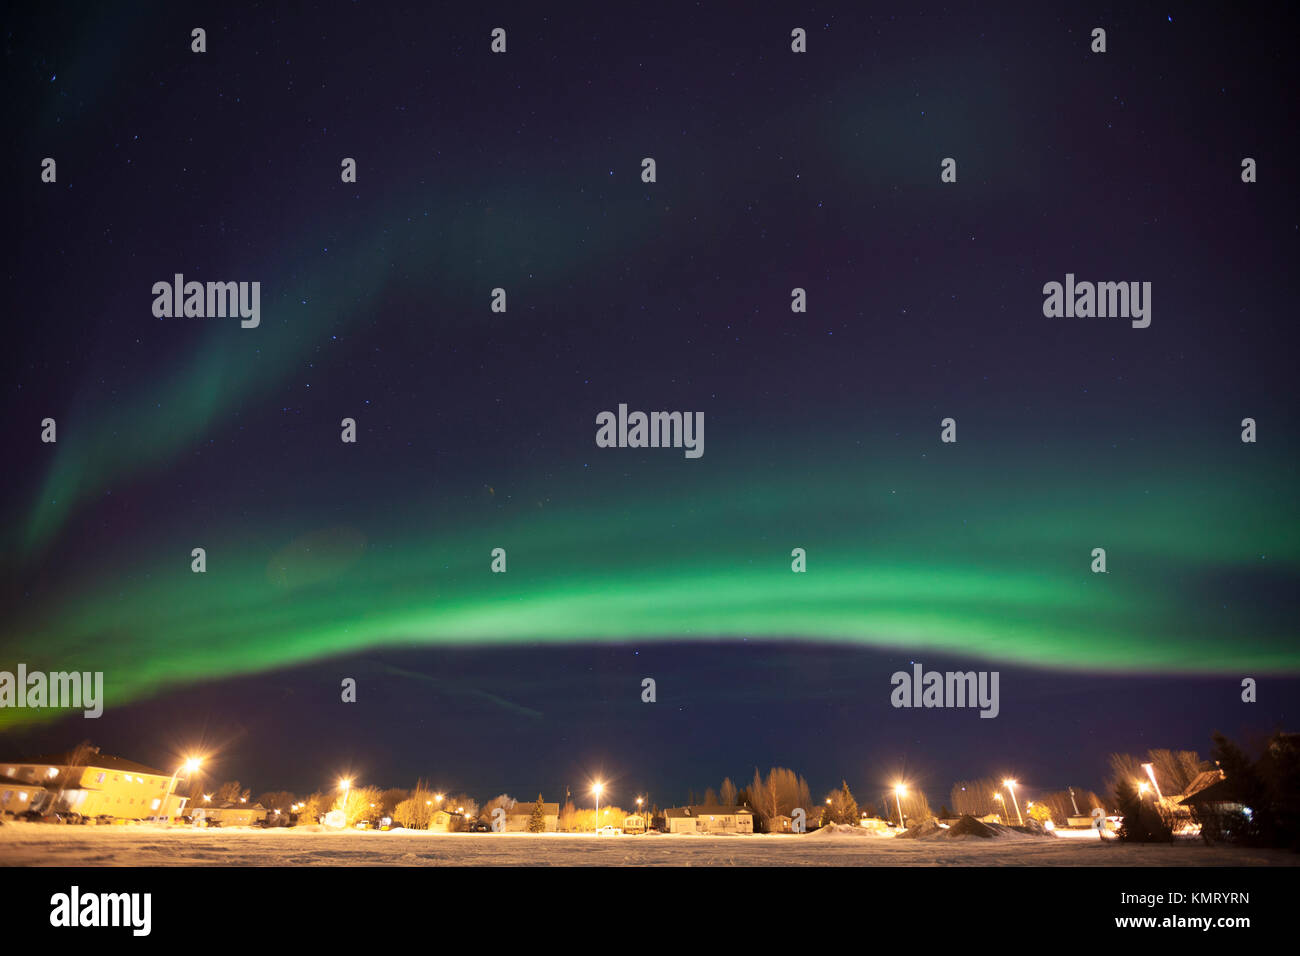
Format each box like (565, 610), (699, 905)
(3, 4), (1298, 809)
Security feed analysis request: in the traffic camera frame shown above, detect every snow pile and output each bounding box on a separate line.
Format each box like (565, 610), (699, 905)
(895, 818), (946, 839)
(807, 823), (895, 838)
(893, 815), (1055, 841)
(940, 816), (997, 840)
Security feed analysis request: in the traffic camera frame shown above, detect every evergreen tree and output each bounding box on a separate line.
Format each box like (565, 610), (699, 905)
(839, 780), (859, 823)
(1116, 779), (1172, 843)
(528, 794), (547, 833)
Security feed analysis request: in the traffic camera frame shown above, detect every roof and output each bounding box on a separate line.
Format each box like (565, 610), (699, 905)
(664, 805), (753, 818)
(1179, 778), (1244, 806)
(12, 750), (168, 777)
(1178, 769), (1225, 803)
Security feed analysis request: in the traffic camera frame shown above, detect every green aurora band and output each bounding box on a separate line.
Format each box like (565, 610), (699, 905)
(3, 441), (1297, 730)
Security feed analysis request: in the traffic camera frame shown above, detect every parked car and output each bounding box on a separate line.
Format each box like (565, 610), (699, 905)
(21, 810), (66, 823)
(468, 821), (492, 832)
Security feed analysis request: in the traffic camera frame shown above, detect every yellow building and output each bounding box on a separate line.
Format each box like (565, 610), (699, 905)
(430, 809), (465, 832)
(188, 802), (266, 826)
(664, 806), (754, 834)
(1, 748), (188, 820)
(0, 773), (44, 816)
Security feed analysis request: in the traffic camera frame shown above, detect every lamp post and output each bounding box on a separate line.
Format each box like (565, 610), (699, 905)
(592, 782), (604, 833)
(163, 757), (201, 823)
(893, 784), (906, 830)
(1141, 762), (1164, 802)
(1003, 779), (1023, 826)
(338, 778), (352, 822)
(993, 792), (1005, 824)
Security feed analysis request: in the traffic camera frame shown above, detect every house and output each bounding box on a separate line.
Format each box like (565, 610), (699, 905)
(0, 773), (43, 816)
(1179, 777), (1245, 814)
(1177, 770), (1227, 807)
(505, 802), (559, 832)
(623, 813), (646, 834)
(1, 748), (187, 820)
(188, 802), (267, 827)
(664, 805), (754, 834)
(430, 809), (465, 832)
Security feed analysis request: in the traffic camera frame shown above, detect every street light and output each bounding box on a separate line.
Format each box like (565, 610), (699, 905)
(893, 784), (906, 829)
(162, 757), (201, 823)
(1141, 763), (1164, 802)
(592, 782), (604, 832)
(1003, 779), (1023, 826)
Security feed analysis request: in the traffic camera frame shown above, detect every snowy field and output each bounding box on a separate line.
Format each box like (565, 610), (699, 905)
(1, 822), (1295, 866)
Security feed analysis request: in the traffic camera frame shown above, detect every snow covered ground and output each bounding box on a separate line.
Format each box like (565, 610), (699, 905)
(1, 822), (1295, 866)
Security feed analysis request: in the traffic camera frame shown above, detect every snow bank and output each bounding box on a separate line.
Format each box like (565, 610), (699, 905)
(808, 823), (896, 838)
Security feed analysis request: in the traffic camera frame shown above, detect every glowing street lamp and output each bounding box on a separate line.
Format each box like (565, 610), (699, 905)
(592, 782), (605, 832)
(163, 757), (201, 823)
(893, 784), (907, 829)
(1141, 763), (1164, 802)
(1003, 779), (1024, 826)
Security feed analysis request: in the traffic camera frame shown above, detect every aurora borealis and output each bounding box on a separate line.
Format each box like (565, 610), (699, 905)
(3, 4), (1298, 797)
(4, 437), (1299, 733)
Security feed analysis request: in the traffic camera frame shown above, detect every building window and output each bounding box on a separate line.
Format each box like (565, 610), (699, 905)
(95, 772), (106, 783)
